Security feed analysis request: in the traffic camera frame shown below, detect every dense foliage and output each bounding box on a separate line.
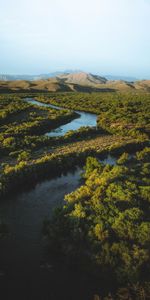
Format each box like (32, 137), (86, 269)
(0, 94), (78, 158)
(43, 147), (150, 290)
(0, 94), (76, 137)
(35, 92), (150, 138)
(1, 134), (141, 198)
(0, 91), (149, 297)
(0, 92), (149, 199)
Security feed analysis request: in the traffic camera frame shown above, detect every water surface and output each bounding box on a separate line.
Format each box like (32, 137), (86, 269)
(0, 156), (117, 299)
(0, 98), (115, 299)
(25, 98), (97, 137)
(0, 168), (83, 299)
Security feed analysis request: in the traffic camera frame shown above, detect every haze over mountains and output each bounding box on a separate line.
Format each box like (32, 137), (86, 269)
(0, 71), (150, 93)
(0, 71), (137, 82)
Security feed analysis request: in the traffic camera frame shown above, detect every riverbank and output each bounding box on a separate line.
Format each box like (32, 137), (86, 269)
(0, 91), (149, 300)
(25, 97), (97, 136)
(0, 136), (148, 199)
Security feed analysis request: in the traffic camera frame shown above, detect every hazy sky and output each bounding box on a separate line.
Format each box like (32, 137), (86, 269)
(0, 0), (150, 78)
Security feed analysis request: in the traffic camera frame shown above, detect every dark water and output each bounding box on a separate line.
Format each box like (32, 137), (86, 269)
(0, 98), (115, 299)
(0, 168), (83, 300)
(25, 98), (97, 137)
(0, 156), (117, 300)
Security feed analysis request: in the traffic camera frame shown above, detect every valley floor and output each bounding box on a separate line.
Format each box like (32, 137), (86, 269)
(0, 91), (149, 299)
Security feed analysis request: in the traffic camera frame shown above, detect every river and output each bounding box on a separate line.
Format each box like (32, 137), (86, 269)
(0, 98), (116, 300)
(25, 98), (97, 136)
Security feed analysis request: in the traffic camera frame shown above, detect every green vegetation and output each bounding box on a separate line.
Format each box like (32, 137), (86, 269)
(0, 95), (77, 137)
(1, 135), (143, 198)
(0, 94), (78, 158)
(0, 90), (150, 296)
(0, 92), (149, 198)
(43, 147), (150, 293)
(35, 92), (150, 138)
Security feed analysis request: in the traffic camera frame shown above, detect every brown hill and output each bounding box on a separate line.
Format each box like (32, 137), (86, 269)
(0, 72), (150, 93)
(56, 72), (107, 86)
(0, 79), (72, 93)
(134, 80), (150, 91)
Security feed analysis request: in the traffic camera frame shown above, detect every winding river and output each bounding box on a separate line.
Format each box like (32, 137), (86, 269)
(25, 98), (97, 136)
(0, 98), (116, 300)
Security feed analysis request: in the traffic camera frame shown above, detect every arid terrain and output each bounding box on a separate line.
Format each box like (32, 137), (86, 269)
(0, 72), (150, 93)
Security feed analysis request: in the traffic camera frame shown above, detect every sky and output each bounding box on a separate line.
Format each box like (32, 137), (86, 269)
(0, 0), (150, 78)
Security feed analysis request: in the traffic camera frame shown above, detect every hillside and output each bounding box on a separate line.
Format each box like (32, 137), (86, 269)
(56, 72), (107, 85)
(0, 72), (150, 93)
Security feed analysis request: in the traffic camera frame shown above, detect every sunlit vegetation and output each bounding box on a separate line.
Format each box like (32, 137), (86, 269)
(0, 94), (77, 158)
(43, 147), (150, 293)
(1, 134), (143, 198)
(0, 95), (76, 137)
(0, 127), (105, 159)
(0, 91), (150, 295)
(35, 92), (150, 138)
(0, 92), (149, 198)
(0, 95), (30, 125)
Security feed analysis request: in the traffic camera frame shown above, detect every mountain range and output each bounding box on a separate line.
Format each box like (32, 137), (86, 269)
(0, 71), (138, 82)
(0, 71), (150, 93)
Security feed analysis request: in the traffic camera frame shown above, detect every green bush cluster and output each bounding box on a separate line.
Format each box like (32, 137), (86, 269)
(44, 147), (150, 286)
(36, 92), (150, 137)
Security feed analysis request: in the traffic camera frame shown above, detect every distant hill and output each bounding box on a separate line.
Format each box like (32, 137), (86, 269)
(0, 72), (150, 93)
(0, 73), (60, 81)
(0, 71), (140, 82)
(56, 72), (107, 85)
(0, 71), (83, 81)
